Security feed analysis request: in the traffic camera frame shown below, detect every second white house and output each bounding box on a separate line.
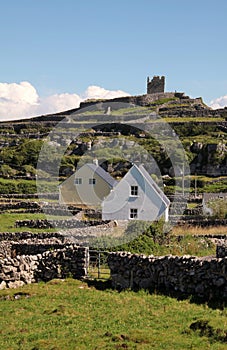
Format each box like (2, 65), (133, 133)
(102, 164), (170, 222)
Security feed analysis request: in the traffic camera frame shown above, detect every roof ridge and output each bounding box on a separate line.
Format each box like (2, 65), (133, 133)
(134, 164), (170, 206)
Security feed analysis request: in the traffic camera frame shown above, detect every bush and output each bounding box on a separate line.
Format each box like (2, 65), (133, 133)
(0, 164), (17, 177)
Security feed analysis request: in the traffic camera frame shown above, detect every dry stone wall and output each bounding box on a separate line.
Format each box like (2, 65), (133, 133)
(0, 233), (71, 260)
(15, 219), (110, 229)
(216, 244), (227, 258)
(0, 193), (58, 199)
(0, 245), (89, 289)
(176, 218), (227, 227)
(108, 252), (227, 301)
(0, 232), (66, 242)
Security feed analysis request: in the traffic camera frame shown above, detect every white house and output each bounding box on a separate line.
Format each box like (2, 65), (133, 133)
(102, 164), (170, 222)
(59, 162), (117, 206)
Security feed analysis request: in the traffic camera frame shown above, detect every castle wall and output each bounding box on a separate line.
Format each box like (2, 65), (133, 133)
(147, 76), (165, 94)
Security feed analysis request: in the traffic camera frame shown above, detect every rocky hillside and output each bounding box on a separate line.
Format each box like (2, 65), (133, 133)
(0, 91), (226, 185)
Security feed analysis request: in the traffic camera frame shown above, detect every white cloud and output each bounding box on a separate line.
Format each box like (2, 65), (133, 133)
(0, 81), (38, 104)
(82, 85), (130, 100)
(36, 93), (82, 115)
(209, 95), (227, 109)
(0, 81), (39, 119)
(0, 81), (130, 121)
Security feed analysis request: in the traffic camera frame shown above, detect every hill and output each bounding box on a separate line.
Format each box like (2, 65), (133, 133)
(0, 87), (226, 194)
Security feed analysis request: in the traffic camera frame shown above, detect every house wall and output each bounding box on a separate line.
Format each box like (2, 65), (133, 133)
(59, 166), (112, 206)
(102, 166), (167, 221)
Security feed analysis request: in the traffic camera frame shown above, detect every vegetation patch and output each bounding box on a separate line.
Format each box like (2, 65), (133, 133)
(207, 198), (227, 219)
(90, 221), (216, 256)
(188, 319), (227, 343)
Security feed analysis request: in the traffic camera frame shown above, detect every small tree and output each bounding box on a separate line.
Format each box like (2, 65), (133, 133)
(22, 165), (36, 177)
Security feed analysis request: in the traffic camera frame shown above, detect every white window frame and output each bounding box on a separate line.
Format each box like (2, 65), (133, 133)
(130, 208), (138, 219)
(131, 185), (138, 196)
(89, 178), (96, 185)
(75, 178), (82, 185)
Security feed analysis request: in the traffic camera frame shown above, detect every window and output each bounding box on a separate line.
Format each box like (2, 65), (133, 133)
(75, 178), (82, 185)
(131, 185), (138, 196)
(130, 208), (138, 219)
(89, 178), (96, 185)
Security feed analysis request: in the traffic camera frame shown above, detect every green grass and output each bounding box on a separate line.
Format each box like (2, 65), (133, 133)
(187, 203), (198, 209)
(172, 225), (227, 237)
(203, 182), (227, 193)
(160, 117), (225, 123)
(0, 213), (57, 233)
(0, 279), (226, 350)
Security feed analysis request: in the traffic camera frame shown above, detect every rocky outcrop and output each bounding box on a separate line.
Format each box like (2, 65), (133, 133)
(190, 142), (227, 176)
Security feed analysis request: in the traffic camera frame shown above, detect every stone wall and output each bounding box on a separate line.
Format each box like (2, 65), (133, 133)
(176, 218), (227, 227)
(0, 201), (40, 211)
(0, 231), (65, 242)
(216, 244), (227, 258)
(0, 201), (82, 216)
(15, 219), (110, 229)
(0, 193), (58, 199)
(11, 243), (67, 256)
(108, 252), (227, 300)
(0, 245), (89, 289)
(0, 232), (74, 260)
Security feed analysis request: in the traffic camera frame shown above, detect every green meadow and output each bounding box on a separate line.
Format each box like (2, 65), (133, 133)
(0, 279), (226, 350)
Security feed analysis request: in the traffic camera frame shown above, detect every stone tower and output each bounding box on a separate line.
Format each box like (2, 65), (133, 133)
(147, 76), (165, 94)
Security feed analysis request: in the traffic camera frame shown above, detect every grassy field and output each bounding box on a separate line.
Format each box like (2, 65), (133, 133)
(172, 225), (227, 236)
(152, 117), (225, 123)
(0, 213), (58, 233)
(0, 279), (226, 350)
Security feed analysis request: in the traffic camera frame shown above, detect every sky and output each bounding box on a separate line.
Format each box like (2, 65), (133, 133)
(1, 0), (227, 121)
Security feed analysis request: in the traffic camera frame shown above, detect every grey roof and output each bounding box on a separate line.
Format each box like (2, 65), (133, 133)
(87, 163), (118, 188)
(59, 163), (117, 188)
(136, 164), (170, 206)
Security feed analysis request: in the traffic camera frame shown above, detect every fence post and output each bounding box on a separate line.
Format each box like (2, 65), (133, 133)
(98, 251), (101, 279)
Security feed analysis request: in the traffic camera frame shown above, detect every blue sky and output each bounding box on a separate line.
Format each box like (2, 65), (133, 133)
(1, 0), (227, 119)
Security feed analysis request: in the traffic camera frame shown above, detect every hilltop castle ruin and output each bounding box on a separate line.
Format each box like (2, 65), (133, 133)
(147, 75), (165, 94)
(79, 74), (197, 109)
